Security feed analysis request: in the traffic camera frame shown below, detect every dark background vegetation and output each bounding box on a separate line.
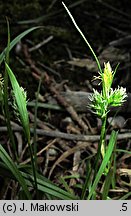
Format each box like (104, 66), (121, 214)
(0, 0), (131, 93)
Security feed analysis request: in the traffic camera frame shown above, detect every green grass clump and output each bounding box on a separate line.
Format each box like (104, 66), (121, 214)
(62, 2), (128, 200)
(0, 23), (77, 200)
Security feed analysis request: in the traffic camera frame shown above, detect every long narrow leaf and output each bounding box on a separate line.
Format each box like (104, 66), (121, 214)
(20, 167), (77, 199)
(5, 63), (30, 141)
(24, 172), (78, 200)
(3, 19), (17, 159)
(0, 26), (40, 64)
(102, 168), (113, 200)
(62, 2), (102, 74)
(0, 162), (77, 200)
(0, 145), (31, 199)
(5, 63), (38, 194)
(87, 130), (118, 200)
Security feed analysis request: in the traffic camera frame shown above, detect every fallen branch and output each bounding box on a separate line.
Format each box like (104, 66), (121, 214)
(0, 126), (131, 142)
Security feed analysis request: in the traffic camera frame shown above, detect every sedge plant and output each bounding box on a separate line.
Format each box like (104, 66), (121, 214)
(62, 2), (127, 199)
(0, 23), (78, 200)
(0, 8), (128, 200)
(1, 23), (40, 198)
(0, 24), (39, 199)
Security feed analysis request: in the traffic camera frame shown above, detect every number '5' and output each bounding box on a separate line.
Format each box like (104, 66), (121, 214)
(122, 203), (127, 211)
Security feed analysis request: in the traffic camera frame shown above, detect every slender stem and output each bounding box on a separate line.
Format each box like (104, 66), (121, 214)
(4, 70), (17, 160)
(4, 19), (18, 161)
(93, 115), (107, 177)
(27, 138), (38, 196)
(81, 162), (92, 199)
(62, 2), (103, 75)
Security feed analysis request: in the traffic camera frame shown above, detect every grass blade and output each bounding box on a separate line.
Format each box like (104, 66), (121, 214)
(5, 63), (30, 141)
(81, 160), (92, 199)
(0, 145), (31, 199)
(3, 19), (17, 160)
(119, 192), (131, 200)
(5, 63), (37, 193)
(102, 168), (113, 200)
(0, 162), (77, 200)
(0, 26), (40, 65)
(62, 2), (102, 74)
(25, 171), (78, 200)
(87, 130), (118, 200)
